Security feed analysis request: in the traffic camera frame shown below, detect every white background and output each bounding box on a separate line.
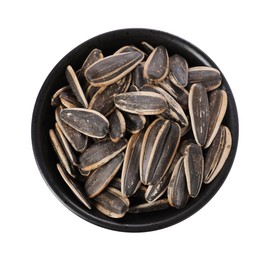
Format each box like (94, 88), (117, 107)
(1, 1), (272, 259)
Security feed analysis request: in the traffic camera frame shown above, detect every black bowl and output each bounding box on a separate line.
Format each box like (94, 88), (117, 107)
(31, 28), (239, 232)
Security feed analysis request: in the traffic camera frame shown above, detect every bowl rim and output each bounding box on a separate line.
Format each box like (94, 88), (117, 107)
(31, 28), (239, 232)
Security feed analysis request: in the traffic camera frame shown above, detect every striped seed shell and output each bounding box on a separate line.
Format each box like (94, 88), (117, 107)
(204, 89), (228, 148)
(55, 106), (88, 152)
(49, 129), (74, 177)
(114, 45), (144, 55)
(143, 46), (169, 82)
(140, 119), (171, 185)
(204, 125), (232, 184)
(189, 83), (210, 146)
(56, 163), (91, 209)
(55, 123), (78, 166)
(157, 77), (188, 109)
(129, 198), (170, 214)
(184, 143), (204, 198)
(178, 138), (196, 156)
(122, 111), (146, 134)
(92, 187), (129, 218)
(59, 92), (82, 108)
(85, 51), (144, 87)
(108, 109), (126, 142)
(188, 66), (222, 91)
(85, 84), (99, 102)
(88, 73), (131, 116)
(121, 131), (144, 197)
(149, 121), (181, 185)
(109, 177), (122, 190)
(84, 152), (124, 198)
(128, 84), (139, 92)
(145, 173), (171, 203)
(82, 48), (104, 72)
(60, 108), (109, 139)
(141, 84), (188, 127)
(199, 77), (222, 91)
(141, 41), (155, 55)
(122, 84), (146, 133)
(132, 65), (148, 89)
(179, 122), (192, 138)
(169, 54), (188, 88)
(145, 151), (182, 203)
(78, 49), (104, 91)
(66, 65), (88, 108)
(78, 167), (92, 177)
(79, 138), (127, 171)
(114, 91), (168, 115)
(167, 157), (189, 209)
(51, 86), (70, 106)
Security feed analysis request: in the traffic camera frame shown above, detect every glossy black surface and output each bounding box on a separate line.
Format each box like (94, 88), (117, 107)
(32, 28), (239, 232)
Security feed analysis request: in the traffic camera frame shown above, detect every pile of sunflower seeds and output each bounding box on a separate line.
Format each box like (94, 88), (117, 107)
(49, 42), (232, 218)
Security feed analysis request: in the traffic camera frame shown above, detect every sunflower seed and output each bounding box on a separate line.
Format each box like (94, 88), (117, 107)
(156, 77), (188, 109)
(140, 119), (171, 185)
(85, 84), (99, 102)
(204, 125), (232, 184)
(188, 66), (222, 91)
(49, 129), (74, 178)
(78, 167), (92, 177)
(109, 177), (121, 190)
(143, 46), (169, 82)
(178, 138), (196, 156)
(108, 109), (126, 142)
(204, 89), (228, 148)
(141, 41), (155, 55)
(169, 54), (188, 88)
(121, 85), (146, 133)
(184, 143), (204, 198)
(77, 49), (104, 91)
(66, 65), (88, 108)
(92, 187), (129, 218)
(199, 77), (222, 91)
(55, 106), (88, 152)
(59, 92), (82, 108)
(129, 198), (170, 214)
(85, 51), (144, 87)
(51, 86), (70, 106)
(84, 152), (124, 198)
(189, 83), (210, 146)
(167, 157), (189, 209)
(82, 48), (104, 72)
(55, 123), (78, 166)
(145, 151), (182, 203)
(128, 84), (139, 92)
(145, 174), (171, 203)
(56, 163), (91, 209)
(114, 45), (144, 55)
(141, 84), (188, 127)
(132, 65), (148, 89)
(121, 131), (144, 197)
(60, 108), (109, 138)
(150, 121), (181, 185)
(88, 73), (130, 116)
(123, 111), (146, 134)
(114, 91), (167, 115)
(79, 138), (127, 171)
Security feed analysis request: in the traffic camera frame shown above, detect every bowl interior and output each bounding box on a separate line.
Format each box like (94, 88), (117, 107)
(32, 28), (239, 232)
